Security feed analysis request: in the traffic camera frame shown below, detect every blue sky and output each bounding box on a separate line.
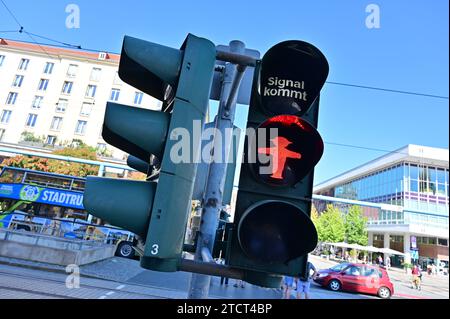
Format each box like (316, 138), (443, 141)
(1, 0), (448, 184)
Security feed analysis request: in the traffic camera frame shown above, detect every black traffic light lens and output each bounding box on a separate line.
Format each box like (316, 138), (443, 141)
(249, 115), (323, 187)
(237, 201), (317, 264)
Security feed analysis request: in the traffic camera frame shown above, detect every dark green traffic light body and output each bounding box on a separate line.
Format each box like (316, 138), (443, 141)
(84, 34), (216, 272)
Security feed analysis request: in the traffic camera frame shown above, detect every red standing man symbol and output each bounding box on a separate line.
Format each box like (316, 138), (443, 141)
(258, 136), (302, 179)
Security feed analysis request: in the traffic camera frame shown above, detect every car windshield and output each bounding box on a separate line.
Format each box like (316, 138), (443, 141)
(330, 263), (350, 271)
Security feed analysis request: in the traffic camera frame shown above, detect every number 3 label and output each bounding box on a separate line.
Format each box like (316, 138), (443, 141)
(151, 244), (159, 255)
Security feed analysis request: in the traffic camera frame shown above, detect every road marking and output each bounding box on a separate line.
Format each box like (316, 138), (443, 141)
(116, 285), (126, 290)
(106, 291), (115, 296)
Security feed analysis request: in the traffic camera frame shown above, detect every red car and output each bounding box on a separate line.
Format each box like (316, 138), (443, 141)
(313, 262), (394, 299)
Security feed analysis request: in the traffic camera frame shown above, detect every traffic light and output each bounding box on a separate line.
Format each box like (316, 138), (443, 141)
(83, 34), (216, 272)
(226, 40), (329, 287)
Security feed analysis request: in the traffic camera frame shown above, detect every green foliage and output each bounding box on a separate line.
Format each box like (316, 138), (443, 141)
(53, 143), (97, 160)
(402, 262), (413, 269)
(344, 206), (368, 245)
(313, 204), (345, 243)
(1, 145), (99, 178)
(20, 131), (44, 143)
(312, 205), (369, 246)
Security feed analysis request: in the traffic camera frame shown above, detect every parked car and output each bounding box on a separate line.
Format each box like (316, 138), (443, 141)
(313, 262), (394, 299)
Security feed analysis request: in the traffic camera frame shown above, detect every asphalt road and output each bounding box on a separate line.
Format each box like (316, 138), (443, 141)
(3, 255), (446, 299)
(0, 261), (374, 299)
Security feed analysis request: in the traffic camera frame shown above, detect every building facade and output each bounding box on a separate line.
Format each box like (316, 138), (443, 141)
(0, 38), (161, 159)
(314, 145), (449, 269)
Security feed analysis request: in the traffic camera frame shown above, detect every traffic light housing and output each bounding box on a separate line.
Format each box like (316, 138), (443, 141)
(227, 40), (329, 287)
(83, 34), (216, 272)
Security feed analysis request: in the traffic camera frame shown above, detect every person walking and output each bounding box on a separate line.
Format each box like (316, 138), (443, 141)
(282, 276), (294, 299)
(376, 255), (384, 266)
(411, 264), (421, 290)
(385, 255), (391, 270)
(296, 261), (318, 299)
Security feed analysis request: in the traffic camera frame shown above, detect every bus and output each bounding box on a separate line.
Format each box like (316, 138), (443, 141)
(0, 166), (136, 259)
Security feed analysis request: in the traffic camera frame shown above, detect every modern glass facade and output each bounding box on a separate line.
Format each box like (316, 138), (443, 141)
(333, 162), (449, 225)
(315, 146), (449, 267)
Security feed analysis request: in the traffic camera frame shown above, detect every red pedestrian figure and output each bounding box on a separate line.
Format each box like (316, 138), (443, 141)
(258, 136), (301, 179)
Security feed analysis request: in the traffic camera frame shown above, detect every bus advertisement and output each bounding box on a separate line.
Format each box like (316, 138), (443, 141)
(0, 166), (137, 259)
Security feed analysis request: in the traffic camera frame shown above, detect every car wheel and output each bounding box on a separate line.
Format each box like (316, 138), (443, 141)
(115, 241), (134, 259)
(378, 286), (391, 299)
(328, 279), (341, 291)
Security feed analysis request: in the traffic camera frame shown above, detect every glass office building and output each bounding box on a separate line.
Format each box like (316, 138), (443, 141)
(314, 145), (449, 269)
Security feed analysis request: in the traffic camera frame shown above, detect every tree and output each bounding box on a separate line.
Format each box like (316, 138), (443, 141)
(1, 144), (99, 177)
(314, 204), (345, 243)
(53, 143), (97, 160)
(344, 206), (368, 245)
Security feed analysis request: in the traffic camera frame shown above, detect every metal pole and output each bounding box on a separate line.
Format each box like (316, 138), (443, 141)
(188, 40), (246, 299)
(180, 259), (245, 280)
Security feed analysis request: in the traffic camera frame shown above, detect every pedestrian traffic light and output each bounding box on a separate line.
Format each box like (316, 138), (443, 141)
(83, 34), (216, 272)
(226, 40), (329, 287)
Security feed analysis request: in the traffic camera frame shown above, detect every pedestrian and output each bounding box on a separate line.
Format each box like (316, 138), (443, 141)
(377, 255), (383, 266)
(411, 264), (421, 290)
(296, 261), (318, 299)
(220, 276), (229, 286)
(385, 255), (391, 269)
(282, 276), (294, 299)
(431, 263), (437, 275)
(219, 259), (229, 286)
(427, 264), (432, 275)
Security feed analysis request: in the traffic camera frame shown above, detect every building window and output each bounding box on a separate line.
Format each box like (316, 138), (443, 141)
(134, 92), (143, 105)
(18, 58), (30, 70)
(6, 92), (18, 105)
(85, 85), (97, 98)
(25, 114), (38, 128)
(90, 68), (102, 81)
(32, 96), (44, 109)
(50, 117), (63, 131)
(12, 75), (24, 88)
(97, 143), (107, 152)
(66, 64), (78, 77)
(0, 128), (5, 141)
(45, 135), (57, 146)
(438, 238), (448, 246)
(38, 79), (49, 91)
(56, 99), (68, 113)
(75, 120), (87, 135)
(80, 102), (93, 116)
(61, 81), (73, 94)
(43, 62), (54, 74)
(0, 55), (5, 67)
(0, 110), (12, 124)
(110, 89), (120, 101)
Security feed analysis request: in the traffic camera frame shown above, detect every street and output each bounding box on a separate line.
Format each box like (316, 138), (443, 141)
(0, 262), (371, 299)
(0, 255), (447, 299)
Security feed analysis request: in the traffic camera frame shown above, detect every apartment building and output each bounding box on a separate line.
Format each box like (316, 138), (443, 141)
(0, 38), (162, 159)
